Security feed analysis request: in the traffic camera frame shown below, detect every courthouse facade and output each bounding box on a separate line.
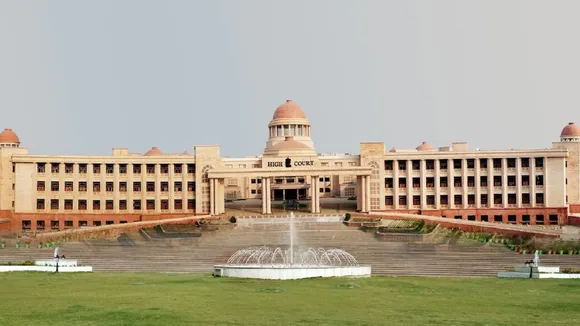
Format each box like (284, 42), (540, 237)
(1, 100), (579, 232)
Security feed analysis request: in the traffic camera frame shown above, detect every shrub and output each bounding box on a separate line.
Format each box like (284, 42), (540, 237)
(229, 216), (237, 224)
(344, 213), (351, 222)
(22, 260), (35, 266)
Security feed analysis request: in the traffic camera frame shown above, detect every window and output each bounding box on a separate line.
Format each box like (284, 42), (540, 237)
(93, 182), (101, 192)
(161, 182), (169, 192)
(426, 195), (435, 205)
(345, 188), (355, 197)
(174, 164), (182, 174)
(494, 194), (502, 205)
(93, 164), (101, 174)
(160, 164), (169, 174)
(454, 176), (462, 187)
(187, 164), (195, 174)
(454, 216), (462, 220)
(187, 182), (195, 192)
(454, 195), (462, 205)
(64, 181), (73, 192)
(79, 221), (88, 227)
(522, 175), (529, 186)
(440, 177), (448, 188)
(467, 176), (475, 187)
(79, 200), (87, 211)
(79, 164), (87, 174)
(493, 176), (502, 186)
(146, 164), (155, 174)
(51, 181), (59, 192)
(466, 159), (475, 169)
(439, 159), (448, 170)
(119, 164), (127, 174)
(106, 220), (114, 225)
(93, 200), (101, 210)
(161, 200), (169, 210)
(398, 195), (407, 206)
(493, 215), (503, 222)
(412, 177), (420, 188)
(522, 193), (530, 204)
(535, 175), (544, 186)
(508, 194), (516, 205)
(398, 161), (406, 171)
(119, 182), (127, 192)
(521, 158), (529, 168)
(536, 214), (544, 225)
(36, 220), (45, 231)
(535, 157), (544, 168)
(37, 163), (46, 173)
(51, 163), (60, 173)
(426, 160), (434, 170)
(65, 163), (74, 174)
(174, 199), (183, 210)
(468, 194), (475, 205)
(37, 181), (45, 191)
(493, 159), (502, 169)
(133, 200), (141, 210)
(398, 177), (407, 188)
(522, 215), (530, 225)
(468, 215), (476, 221)
(133, 182), (141, 192)
(188, 199), (195, 210)
(549, 214), (558, 225)
(133, 164), (141, 174)
(481, 215), (489, 222)
(36, 199), (45, 210)
(507, 176), (516, 187)
(105, 200), (114, 210)
(536, 193), (544, 204)
(384, 160), (393, 170)
(385, 178), (393, 189)
(385, 196), (394, 205)
(174, 182), (182, 192)
(50, 199), (59, 210)
(479, 158), (488, 169)
(79, 182), (87, 192)
(93, 221), (102, 226)
(120, 200), (127, 210)
(64, 221), (73, 228)
(480, 176), (488, 187)
(481, 194), (488, 205)
(147, 182), (155, 192)
(507, 158), (516, 168)
(146, 200), (155, 210)
(426, 177), (434, 188)
(64, 199), (73, 210)
(412, 195), (420, 206)
(412, 160), (420, 170)
(51, 221), (59, 230)
(453, 159), (462, 169)
(440, 195), (448, 205)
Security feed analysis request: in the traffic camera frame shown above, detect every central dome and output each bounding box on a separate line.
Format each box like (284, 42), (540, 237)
(272, 100), (307, 120)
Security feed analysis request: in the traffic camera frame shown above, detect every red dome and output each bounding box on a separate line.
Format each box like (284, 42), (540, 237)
(0, 128), (20, 144)
(272, 100), (307, 120)
(416, 141), (434, 151)
(144, 147), (164, 156)
(560, 122), (580, 137)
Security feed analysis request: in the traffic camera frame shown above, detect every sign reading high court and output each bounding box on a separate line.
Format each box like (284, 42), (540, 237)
(266, 157), (315, 168)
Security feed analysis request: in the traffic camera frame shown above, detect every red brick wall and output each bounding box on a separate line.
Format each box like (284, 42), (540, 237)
(568, 215), (580, 226)
(376, 207), (568, 225)
(0, 210), (13, 232)
(570, 204), (580, 214)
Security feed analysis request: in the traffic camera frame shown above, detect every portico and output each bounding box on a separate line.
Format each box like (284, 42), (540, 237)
(207, 166), (372, 215)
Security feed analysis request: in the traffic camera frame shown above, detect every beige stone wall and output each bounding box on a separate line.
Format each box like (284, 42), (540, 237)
(553, 141), (580, 204)
(0, 147), (28, 210)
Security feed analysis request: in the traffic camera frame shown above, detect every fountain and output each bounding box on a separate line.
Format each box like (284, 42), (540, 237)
(213, 212), (371, 279)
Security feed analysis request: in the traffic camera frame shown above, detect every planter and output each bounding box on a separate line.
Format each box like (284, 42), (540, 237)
(559, 250), (564, 255)
(569, 250), (574, 255)
(538, 250), (543, 255)
(15, 243), (20, 249)
(522, 250), (527, 255)
(25, 244), (30, 249)
(0, 243), (5, 249)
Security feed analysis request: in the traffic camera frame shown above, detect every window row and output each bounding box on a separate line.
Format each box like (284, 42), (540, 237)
(36, 163), (196, 174)
(22, 219), (125, 231)
(37, 181), (196, 192)
(385, 175), (544, 188)
(441, 214), (558, 225)
(36, 199), (195, 211)
(384, 157), (545, 171)
(385, 193), (544, 206)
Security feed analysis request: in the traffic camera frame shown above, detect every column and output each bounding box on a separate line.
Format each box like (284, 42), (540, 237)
(393, 161), (400, 209)
(266, 178), (272, 214)
(361, 175), (367, 212)
(543, 157), (549, 206)
(487, 158), (493, 208)
(114, 163), (120, 212)
(462, 159), (468, 209)
(366, 176), (371, 213)
(502, 158), (508, 208)
(210, 178), (215, 215)
(475, 158), (481, 207)
(530, 158), (536, 206)
(127, 164), (134, 213)
(516, 157), (522, 207)
(435, 159), (441, 209)
(262, 177), (267, 214)
(356, 176), (362, 212)
(155, 164), (161, 213)
(406, 160), (412, 209)
(169, 164), (175, 211)
(448, 159), (454, 209)
(420, 160), (426, 209)
(181, 164), (188, 213)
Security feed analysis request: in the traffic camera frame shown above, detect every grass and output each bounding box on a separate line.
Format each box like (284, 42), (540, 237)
(0, 273), (579, 326)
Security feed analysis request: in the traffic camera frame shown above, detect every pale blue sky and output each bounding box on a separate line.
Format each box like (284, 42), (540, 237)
(1, 1), (579, 157)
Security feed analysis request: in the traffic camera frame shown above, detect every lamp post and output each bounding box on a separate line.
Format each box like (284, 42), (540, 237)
(54, 247), (60, 273)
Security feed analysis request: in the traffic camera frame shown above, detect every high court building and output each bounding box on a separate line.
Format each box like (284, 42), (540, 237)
(1, 100), (579, 232)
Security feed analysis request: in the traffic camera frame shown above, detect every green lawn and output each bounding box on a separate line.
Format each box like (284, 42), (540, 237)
(0, 273), (579, 325)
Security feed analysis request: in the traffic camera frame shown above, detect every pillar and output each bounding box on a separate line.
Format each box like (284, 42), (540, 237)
(361, 175), (367, 212)
(366, 175), (371, 213)
(210, 178), (215, 215)
(262, 177), (267, 214)
(266, 178), (272, 214)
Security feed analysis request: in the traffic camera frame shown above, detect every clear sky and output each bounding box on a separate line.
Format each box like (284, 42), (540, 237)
(1, 1), (579, 157)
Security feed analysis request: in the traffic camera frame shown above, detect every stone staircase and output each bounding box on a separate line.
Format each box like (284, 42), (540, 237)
(1, 221), (579, 277)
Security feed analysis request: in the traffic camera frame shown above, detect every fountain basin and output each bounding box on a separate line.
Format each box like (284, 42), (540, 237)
(213, 264), (371, 280)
